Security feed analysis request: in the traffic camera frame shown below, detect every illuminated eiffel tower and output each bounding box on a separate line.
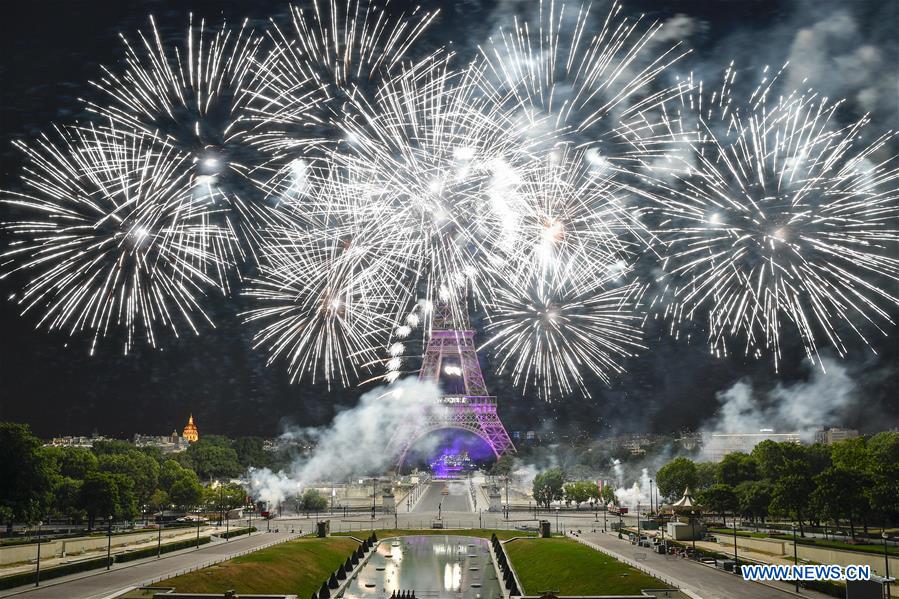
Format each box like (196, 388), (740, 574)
(391, 303), (515, 470)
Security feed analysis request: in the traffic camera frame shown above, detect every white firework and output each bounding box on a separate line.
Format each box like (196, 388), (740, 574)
(644, 68), (899, 367)
(1, 125), (232, 353)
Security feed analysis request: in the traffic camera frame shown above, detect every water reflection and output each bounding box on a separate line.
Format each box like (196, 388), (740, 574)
(344, 535), (501, 599)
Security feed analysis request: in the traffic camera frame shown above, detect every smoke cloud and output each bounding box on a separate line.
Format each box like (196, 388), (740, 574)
(247, 378), (441, 505)
(700, 357), (858, 447)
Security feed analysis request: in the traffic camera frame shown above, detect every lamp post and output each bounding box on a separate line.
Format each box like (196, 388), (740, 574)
(106, 515), (113, 570)
(479, 509), (482, 529)
(883, 532), (892, 599)
(690, 510), (696, 558)
(194, 509), (201, 549)
(34, 521), (42, 587)
(603, 504), (607, 533)
(555, 506), (560, 534)
(219, 485), (224, 527)
(732, 512), (739, 574)
(156, 508), (163, 558)
(649, 480), (654, 514)
(371, 478), (376, 521)
(792, 524), (799, 593)
(637, 502), (641, 540)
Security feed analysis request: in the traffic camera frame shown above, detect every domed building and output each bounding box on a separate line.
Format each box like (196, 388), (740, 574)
(182, 414), (199, 442)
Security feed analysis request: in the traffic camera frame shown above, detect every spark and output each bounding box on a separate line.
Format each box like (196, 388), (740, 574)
(1, 125), (232, 353)
(642, 69), (899, 367)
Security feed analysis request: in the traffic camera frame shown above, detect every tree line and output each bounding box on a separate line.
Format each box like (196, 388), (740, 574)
(654, 433), (899, 536)
(0, 422), (289, 531)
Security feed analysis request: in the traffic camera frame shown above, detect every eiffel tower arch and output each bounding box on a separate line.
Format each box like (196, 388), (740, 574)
(390, 305), (515, 471)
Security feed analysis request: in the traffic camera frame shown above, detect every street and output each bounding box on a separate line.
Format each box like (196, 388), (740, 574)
(412, 481), (472, 513)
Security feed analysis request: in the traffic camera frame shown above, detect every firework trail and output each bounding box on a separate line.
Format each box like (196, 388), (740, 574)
(475, 0), (689, 160)
(642, 66), (899, 367)
(247, 0), (439, 161)
(84, 14), (283, 262)
(1, 125), (232, 354)
(483, 253), (645, 399)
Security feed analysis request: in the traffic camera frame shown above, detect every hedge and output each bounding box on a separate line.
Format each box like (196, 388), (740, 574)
(0, 535), (213, 590)
(0, 555), (110, 590)
(218, 527), (256, 539)
(117, 535), (211, 563)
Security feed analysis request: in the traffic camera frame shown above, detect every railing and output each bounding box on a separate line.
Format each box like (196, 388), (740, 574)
(438, 396), (496, 406)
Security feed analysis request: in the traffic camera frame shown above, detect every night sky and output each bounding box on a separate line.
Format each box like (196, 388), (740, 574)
(1, 0), (897, 439)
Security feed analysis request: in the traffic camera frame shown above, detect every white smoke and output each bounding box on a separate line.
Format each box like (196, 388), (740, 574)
(700, 358), (858, 457)
(247, 378), (441, 505)
(614, 467), (651, 509)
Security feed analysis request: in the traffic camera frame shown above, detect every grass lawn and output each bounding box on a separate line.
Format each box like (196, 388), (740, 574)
(333, 528), (536, 541)
(505, 537), (667, 595)
(708, 528), (899, 556)
(157, 537), (358, 595)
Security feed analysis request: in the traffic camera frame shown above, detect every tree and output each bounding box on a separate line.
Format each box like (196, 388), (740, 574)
(203, 483), (247, 512)
(655, 457), (697, 500)
(600, 484), (616, 505)
(532, 468), (565, 508)
(695, 462), (719, 492)
(769, 473), (811, 536)
(91, 439), (138, 456)
(41, 446), (98, 480)
(233, 437), (271, 469)
(735, 480), (771, 525)
(51, 477), (85, 522)
(0, 423), (53, 531)
(79, 472), (120, 530)
(160, 460), (186, 490)
(169, 470), (203, 508)
(563, 482), (595, 509)
(718, 452), (758, 486)
(301, 489), (328, 512)
(490, 455), (515, 477)
(811, 467), (868, 538)
(98, 451), (159, 504)
(184, 441), (242, 480)
(700, 483), (738, 524)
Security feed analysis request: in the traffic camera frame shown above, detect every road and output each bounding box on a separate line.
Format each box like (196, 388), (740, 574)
(0, 531), (298, 599)
(575, 529), (833, 599)
(412, 481), (472, 513)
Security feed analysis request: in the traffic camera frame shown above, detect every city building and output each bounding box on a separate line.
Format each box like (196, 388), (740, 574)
(814, 427), (859, 445)
(702, 430), (802, 461)
(132, 430), (190, 453)
(182, 414), (199, 442)
(46, 435), (109, 448)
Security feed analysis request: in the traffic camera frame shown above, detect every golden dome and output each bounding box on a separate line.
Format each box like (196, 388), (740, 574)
(182, 414), (199, 442)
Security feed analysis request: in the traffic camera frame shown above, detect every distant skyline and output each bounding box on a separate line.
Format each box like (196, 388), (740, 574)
(1, 0), (897, 439)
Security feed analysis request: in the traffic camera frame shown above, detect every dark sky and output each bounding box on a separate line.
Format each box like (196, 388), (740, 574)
(1, 0), (897, 439)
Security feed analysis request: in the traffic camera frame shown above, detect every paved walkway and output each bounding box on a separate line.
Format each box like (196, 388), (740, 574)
(0, 531), (299, 599)
(0, 526), (223, 577)
(574, 529), (833, 599)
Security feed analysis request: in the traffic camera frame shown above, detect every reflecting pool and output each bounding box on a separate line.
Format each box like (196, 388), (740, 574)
(343, 535), (502, 599)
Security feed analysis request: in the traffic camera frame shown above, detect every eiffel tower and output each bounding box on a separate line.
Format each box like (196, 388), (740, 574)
(391, 303), (515, 470)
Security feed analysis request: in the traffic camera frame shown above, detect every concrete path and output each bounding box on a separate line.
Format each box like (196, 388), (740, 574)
(575, 529), (833, 599)
(0, 531), (299, 599)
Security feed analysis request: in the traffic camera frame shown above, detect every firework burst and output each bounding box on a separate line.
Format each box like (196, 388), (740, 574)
(84, 14), (284, 261)
(1, 125), (232, 353)
(644, 68), (899, 367)
(483, 253), (645, 398)
(475, 0), (688, 162)
(247, 0), (439, 160)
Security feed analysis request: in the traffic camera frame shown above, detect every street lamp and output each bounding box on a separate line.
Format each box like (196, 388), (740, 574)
(106, 515), (114, 570)
(555, 506), (560, 534)
(883, 532), (892, 599)
(792, 524), (799, 593)
(34, 521), (42, 587)
(648, 480), (654, 514)
(732, 512), (739, 574)
(690, 510), (696, 557)
(637, 502), (641, 539)
(603, 504), (607, 533)
(196, 508), (202, 549)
